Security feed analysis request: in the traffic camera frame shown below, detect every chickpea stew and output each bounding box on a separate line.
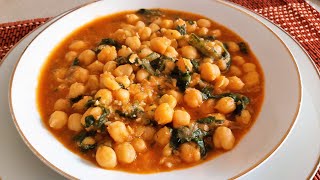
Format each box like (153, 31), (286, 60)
(37, 9), (264, 173)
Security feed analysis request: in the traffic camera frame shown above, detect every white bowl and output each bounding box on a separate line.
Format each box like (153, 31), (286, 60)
(9, 0), (301, 179)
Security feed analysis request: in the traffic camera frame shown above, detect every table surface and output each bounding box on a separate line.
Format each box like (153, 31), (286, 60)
(0, 0), (320, 23)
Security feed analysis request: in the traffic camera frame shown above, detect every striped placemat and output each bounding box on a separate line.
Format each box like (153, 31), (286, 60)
(0, 1), (319, 179)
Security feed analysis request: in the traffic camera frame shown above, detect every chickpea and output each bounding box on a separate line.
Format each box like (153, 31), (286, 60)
(177, 58), (193, 73)
(164, 46), (178, 58)
(236, 110), (251, 125)
(232, 56), (246, 66)
(65, 51), (78, 62)
(67, 66), (89, 84)
(87, 61), (104, 74)
(135, 21), (145, 29)
(178, 38), (189, 47)
(141, 126), (156, 141)
(86, 75), (99, 92)
(100, 73), (121, 90)
(82, 137), (96, 147)
(49, 111), (68, 129)
(242, 63), (256, 73)
(138, 48), (153, 59)
(149, 23), (160, 32)
(136, 69), (149, 83)
(200, 99), (216, 114)
(125, 36), (141, 51)
(226, 41), (240, 52)
(160, 19), (174, 29)
(113, 64), (133, 77)
(96, 146), (117, 168)
(115, 76), (131, 88)
(181, 46), (199, 59)
(118, 45), (133, 57)
(186, 21), (197, 33)
(68, 113), (83, 132)
(154, 103), (174, 125)
(72, 96), (92, 112)
(159, 94), (177, 108)
(200, 63), (221, 82)
(115, 142), (136, 164)
(179, 142), (201, 163)
(197, 19), (211, 28)
(163, 29), (181, 39)
(150, 37), (171, 54)
(138, 27), (152, 41)
(215, 97), (236, 114)
(184, 88), (203, 108)
(197, 27), (209, 36)
(167, 90), (183, 104)
(229, 65), (242, 77)
(132, 138), (147, 153)
(173, 110), (191, 128)
(154, 126), (171, 146)
(227, 76), (244, 91)
(214, 75), (229, 89)
(113, 29), (131, 44)
(210, 29), (222, 38)
(54, 98), (70, 111)
(126, 14), (139, 24)
(210, 113), (227, 120)
(98, 45), (117, 63)
(216, 59), (227, 71)
(107, 121), (130, 143)
(95, 89), (113, 105)
(68, 82), (86, 98)
(89, 107), (102, 120)
(102, 61), (116, 73)
(78, 49), (96, 66)
(213, 126), (235, 150)
(242, 71), (260, 87)
(113, 89), (130, 103)
(69, 40), (87, 51)
(134, 92), (148, 102)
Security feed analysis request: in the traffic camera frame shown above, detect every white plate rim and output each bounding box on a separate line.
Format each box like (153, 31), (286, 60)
(6, 0), (308, 179)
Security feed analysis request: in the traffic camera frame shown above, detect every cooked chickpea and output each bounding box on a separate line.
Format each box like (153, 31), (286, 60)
(150, 37), (171, 54)
(89, 106), (102, 120)
(214, 75), (229, 89)
(236, 110), (251, 125)
(113, 89), (130, 103)
(162, 143), (172, 157)
(159, 94), (177, 108)
(210, 29), (222, 37)
(86, 75), (99, 92)
(200, 99), (215, 114)
(242, 63), (256, 73)
(173, 110), (191, 128)
(135, 69), (149, 83)
(126, 14), (139, 24)
(149, 23), (160, 32)
(160, 19), (174, 29)
(164, 46), (178, 58)
(68, 82), (86, 98)
(227, 76), (244, 91)
(78, 49), (95, 66)
(96, 146), (117, 168)
(107, 121), (130, 143)
(115, 76), (131, 88)
(154, 103), (174, 125)
(167, 90), (183, 104)
(67, 113), (83, 132)
(200, 63), (221, 82)
(54, 98), (70, 111)
(135, 20), (145, 29)
(177, 58), (193, 73)
(113, 64), (133, 77)
(215, 97), (236, 114)
(95, 89), (113, 105)
(226, 41), (240, 52)
(103, 61), (117, 72)
(216, 59), (227, 71)
(179, 142), (201, 163)
(154, 126), (171, 146)
(49, 111), (68, 129)
(184, 88), (203, 108)
(87, 61), (104, 74)
(97, 45), (117, 63)
(232, 56), (246, 66)
(229, 65), (242, 77)
(125, 36), (141, 51)
(67, 66), (89, 84)
(115, 142), (136, 164)
(186, 21), (197, 33)
(213, 126), (235, 150)
(178, 38), (189, 47)
(132, 138), (147, 153)
(69, 40), (87, 51)
(197, 27), (209, 36)
(72, 96), (91, 112)
(100, 73), (121, 90)
(118, 45), (133, 57)
(163, 29), (181, 39)
(141, 126), (156, 141)
(138, 47), (153, 59)
(181, 46), (199, 59)
(242, 71), (260, 87)
(138, 27), (152, 41)
(65, 51), (78, 62)
(197, 19), (211, 28)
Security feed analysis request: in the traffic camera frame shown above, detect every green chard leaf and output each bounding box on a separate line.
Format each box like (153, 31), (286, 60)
(197, 116), (224, 125)
(69, 95), (83, 104)
(238, 42), (248, 54)
(85, 115), (95, 128)
(190, 59), (200, 72)
(72, 57), (80, 66)
(176, 24), (187, 35)
(136, 9), (163, 17)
